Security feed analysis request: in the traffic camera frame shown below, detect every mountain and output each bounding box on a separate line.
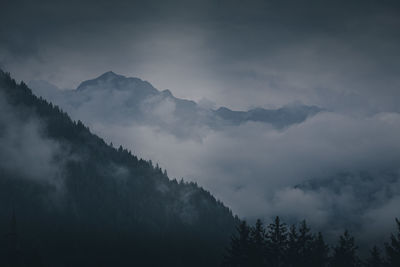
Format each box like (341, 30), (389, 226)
(215, 105), (322, 128)
(0, 70), (236, 266)
(29, 72), (323, 139)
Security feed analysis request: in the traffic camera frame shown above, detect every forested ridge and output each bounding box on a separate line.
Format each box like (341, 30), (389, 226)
(0, 70), (236, 266)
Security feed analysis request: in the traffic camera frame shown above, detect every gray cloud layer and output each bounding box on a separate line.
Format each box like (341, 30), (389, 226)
(1, 0), (400, 111)
(29, 72), (400, 248)
(95, 109), (400, 249)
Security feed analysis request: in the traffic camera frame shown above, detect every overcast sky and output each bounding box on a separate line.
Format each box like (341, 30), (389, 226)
(1, 0), (400, 111)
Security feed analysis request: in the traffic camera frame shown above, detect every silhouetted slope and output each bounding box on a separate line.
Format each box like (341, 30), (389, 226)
(0, 70), (237, 267)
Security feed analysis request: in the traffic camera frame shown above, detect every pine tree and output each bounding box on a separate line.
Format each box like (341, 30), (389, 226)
(310, 232), (329, 267)
(365, 246), (384, 267)
(331, 230), (360, 267)
(297, 220), (314, 267)
(222, 221), (251, 267)
(249, 219), (266, 267)
(266, 216), (288, 267)
(284, 220), (315, 267)
(285, 224), (299, 267)
(385, 218), (400, 267)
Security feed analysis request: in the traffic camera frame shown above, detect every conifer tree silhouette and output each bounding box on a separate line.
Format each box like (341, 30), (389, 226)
(285, 224), (299, 267)
(249, 219), (266, 267)
(365, 246), (384, 267)
(297, 221), (313, 266)
(222, 221), (251, 267)
(266, 216), (288, 267)
(385, 218), (400, 267)
(309, 232), (329, 267)
(331, 230), (360, 267)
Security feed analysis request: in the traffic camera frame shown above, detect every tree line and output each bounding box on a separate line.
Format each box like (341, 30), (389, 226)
(222, 217), (400, 267)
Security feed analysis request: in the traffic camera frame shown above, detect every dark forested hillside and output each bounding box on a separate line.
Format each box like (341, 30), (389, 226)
(0, 70), (237, 266)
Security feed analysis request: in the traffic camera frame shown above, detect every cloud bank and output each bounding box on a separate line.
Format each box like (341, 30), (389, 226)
(26, 70), (400, 247)
(84, 101), (400, 245)
(0, 91), (65, 187)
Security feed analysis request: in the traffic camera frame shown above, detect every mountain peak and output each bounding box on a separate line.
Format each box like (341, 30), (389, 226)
(76, 71), (159, 96)
(161, 89), (173, 97)
(77, 71), (126, 90)
(97, 71), (124, 80)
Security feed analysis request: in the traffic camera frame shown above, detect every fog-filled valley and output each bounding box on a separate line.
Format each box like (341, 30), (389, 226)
(29, 71), (400, 249)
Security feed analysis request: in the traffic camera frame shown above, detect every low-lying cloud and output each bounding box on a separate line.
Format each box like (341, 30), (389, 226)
(0, 91), (65, 187)
(28, 73), (400, 245)
(89, 110), (400, 240)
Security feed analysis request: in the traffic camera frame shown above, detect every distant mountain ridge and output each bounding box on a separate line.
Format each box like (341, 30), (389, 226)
(215, 105), (322, 128)
(29, 71), (323, 138)
(77, 71), (158, 94)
